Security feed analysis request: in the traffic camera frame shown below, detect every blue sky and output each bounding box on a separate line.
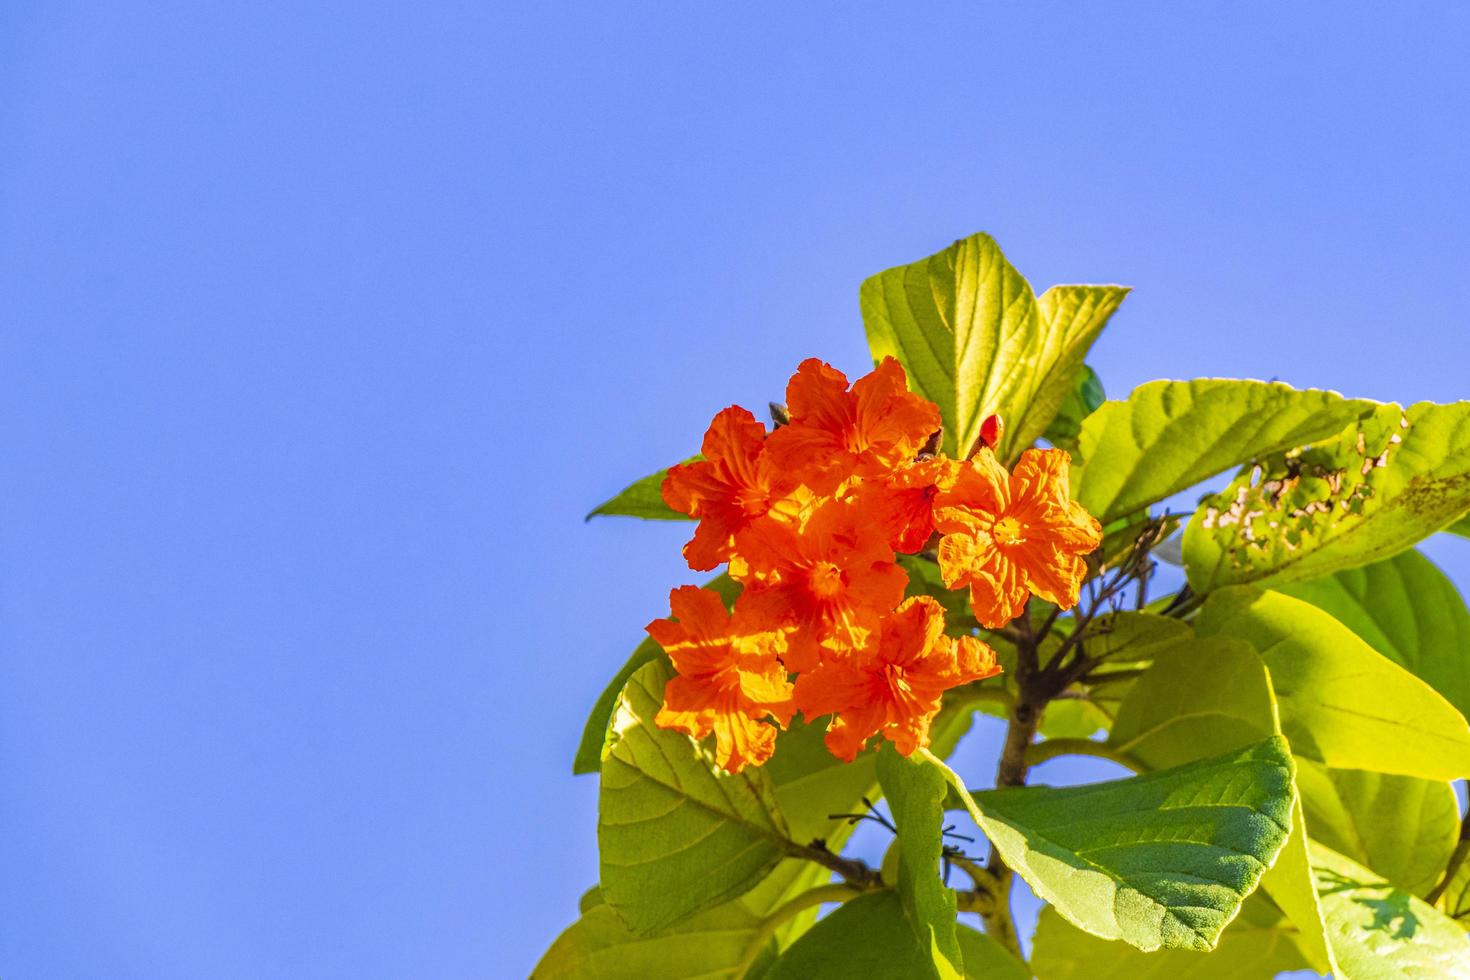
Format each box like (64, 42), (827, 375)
(2, 3), (1468, 977)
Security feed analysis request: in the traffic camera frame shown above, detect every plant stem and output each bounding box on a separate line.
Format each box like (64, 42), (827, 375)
(734, 883), (859, 979)
(1426, 789), (1469, 906)
(981, 695), (1040, 959)
(787, 840), (884, 889)
(1025, 736), (1141, 772)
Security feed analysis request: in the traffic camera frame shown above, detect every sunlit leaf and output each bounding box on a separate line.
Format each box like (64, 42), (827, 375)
(598, 661), (790, 933)
(1278, 547), (1470, 722)
(533, 890), (775, 979)
(1184, 400), (1470, 591)
(763, 891), (956, 980)
(1310, 841), (1470, 978)
(875, 747), (963, 978)
(859, 232), (1126, 461)
(572, 574), (739, 774)
(1030, 895), (1313, 979)
(1196, 588), (1470, 780)
(1294, 760), (1460, 897)
(586, 462), (693, 521)
(931, 737), (1295, 952)
(1042, 363), (1105, 454)
(1073, 378), (1376, 525)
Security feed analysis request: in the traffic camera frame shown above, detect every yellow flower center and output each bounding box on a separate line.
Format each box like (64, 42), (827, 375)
(810, 561), (846, 598)
(992, 515), (1025, 546)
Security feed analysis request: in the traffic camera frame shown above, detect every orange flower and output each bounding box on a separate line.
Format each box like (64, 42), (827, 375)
(662, 406), (802, 571)
(794, 596), (1000, 761)
(851, 455), (958, 554)
(933, 448), (1102, 629)
(649, 585), (795, 773)
(764, 357), (941, 495)
(732, 498), (908, 672)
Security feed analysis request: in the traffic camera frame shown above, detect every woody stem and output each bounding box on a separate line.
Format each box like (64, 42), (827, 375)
(980, 618), (1045, 960)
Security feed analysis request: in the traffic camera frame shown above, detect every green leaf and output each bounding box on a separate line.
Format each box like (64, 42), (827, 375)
(533, 895), (775, 979)
(858, 232), (1127, 460)
(955, 924), (1029, 980)
(1042, 364), (1105, 454)
(763, 891), (957, 980)
(1098, 625), (1335, 972)
(1072, 378), (1377, 525)
(1294, 760), (1460, 897)
(875, 747), (964, 978)
(1030, 894), (1314, 979)
(598, 660), (791, 934)
(1108, 635), (1278, 769)
(1278, 548), (1470, 722)
(931, 737), (1296, 952)
(1184, 400), (1470, 591)
(572, 574), (739, 775)
(586, 463), (694, 521)
(1445, 513), (1470, 538)
(1196, 588), (1470, 780)
(1310, 840), (1470, 978)
(1013, 289), (1129, 457)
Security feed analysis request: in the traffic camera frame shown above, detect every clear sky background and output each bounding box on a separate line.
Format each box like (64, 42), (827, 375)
(3, 3), (1469, 978)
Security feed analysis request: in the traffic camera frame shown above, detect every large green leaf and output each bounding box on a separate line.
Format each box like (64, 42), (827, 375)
(1072, 378), (1377, 525)
(931, 737), (1295, 952)
(533, 890), (776, 979)
(1030, 895), (1314, 979)
(763, 890), (957, 980)
(573, 574), (739, 775)
(1099, 627), (1335, 972)
(598, 660), (791, 933)
(1278, 548), (1470, 722)
(1042, 364), (1105, 454)
(1196, 588), (1470, 780)
(875, 747), (963, 979)
(1311, 841), (1470, 978)
(1184, 400), (1470, 591)
(1294, 760), (1460, 897)
(858, 232), (1127, 460)
(586, 463), (692, 521)
(1108, 636), (1278, 769)
(955, 924), (1029, 980)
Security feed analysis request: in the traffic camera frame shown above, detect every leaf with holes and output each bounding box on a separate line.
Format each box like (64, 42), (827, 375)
(1184, 400), (1470, 591)
(598, 660), (791, 934)
(1072, 378), (1377, 525)
(859, 232), (1127, 461)
(929, 737), (1295, 952)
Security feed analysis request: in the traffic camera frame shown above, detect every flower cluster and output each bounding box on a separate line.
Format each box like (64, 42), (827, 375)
(649, 357), (1103, 772)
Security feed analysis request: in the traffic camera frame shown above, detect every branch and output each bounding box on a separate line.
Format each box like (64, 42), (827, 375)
(786, 839), (884, 890)
(1426, 790), (1470, 906)
(1025, 737), (1142, 773)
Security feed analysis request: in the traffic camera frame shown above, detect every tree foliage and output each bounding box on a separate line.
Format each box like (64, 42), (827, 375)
(537, 232), (1470, 978)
